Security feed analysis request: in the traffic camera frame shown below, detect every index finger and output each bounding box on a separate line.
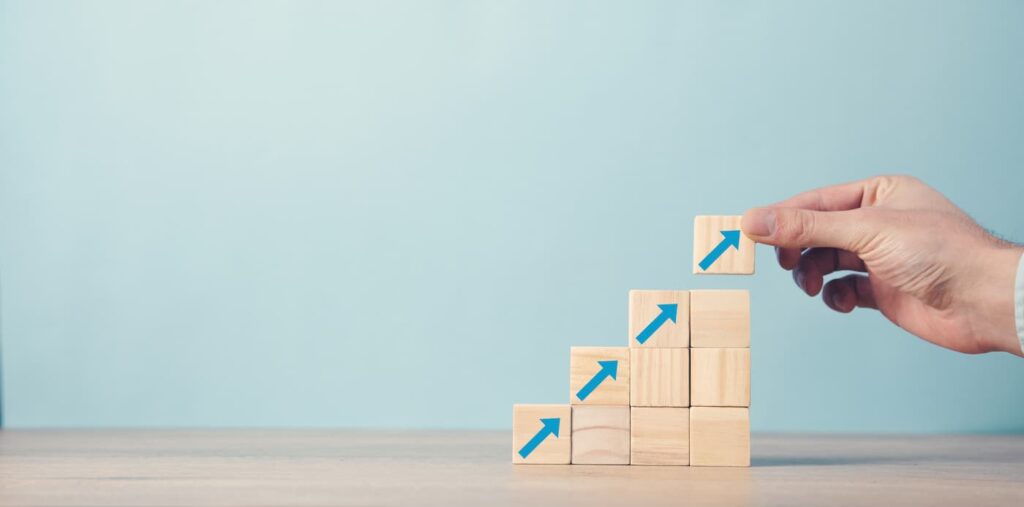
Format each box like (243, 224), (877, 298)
(764, 178), (872, 271)
(770, 178), (873, 211)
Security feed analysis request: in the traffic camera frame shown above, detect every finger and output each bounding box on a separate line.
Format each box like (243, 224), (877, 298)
(741, 207), (876, 251)
(822, 274), (878, 313)
(775, 246), (803, 270)
(793, 248), (867, 296)
(770, 178), (873, 211)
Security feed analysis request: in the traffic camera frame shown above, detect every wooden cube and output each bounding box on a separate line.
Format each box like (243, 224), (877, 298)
(630, 407), (689, 465)
(570, 347), (630, 405)
(630, 348), (689, 407)
(692, 215), (755, 274)
(691, 348), (751, 407)
(690, 290), (750, 348)
(690, 407), (750, 466)
(628, 290), (689, 348)
(512, 404), (571, 464)
(571, 406), (630, 464)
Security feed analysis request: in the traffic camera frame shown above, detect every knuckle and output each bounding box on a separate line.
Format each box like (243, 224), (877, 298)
(795, 210), (817, 243)
(863, 175), (905, 205)
(897, 174), (923, 186)
(875, 173), (922, 193)
(778, 209), (816, 244)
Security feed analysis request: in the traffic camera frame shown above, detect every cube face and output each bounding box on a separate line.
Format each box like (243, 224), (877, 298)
(630, 348), (689, 407)
(571, 406), (630, 464)
(570, 347), (630, 405)
(690, 407), (750, 466)
(630, 407), (689, 465)
(690, 290), (750, 348)
(692, 216), (755, 275)
(691, 348), (751, 407)
(628, 290), (689, 348)
(512, 404), (571, 464)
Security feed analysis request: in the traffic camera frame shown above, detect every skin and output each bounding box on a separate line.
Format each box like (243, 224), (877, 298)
(741, 175), (1023, 356)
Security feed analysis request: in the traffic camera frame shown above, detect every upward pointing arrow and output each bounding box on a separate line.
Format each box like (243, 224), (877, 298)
(698, 230), (741, 271)
(634, 304), (678, 345)
(518, 418), (561, 459)
(575, 360), (619, 401)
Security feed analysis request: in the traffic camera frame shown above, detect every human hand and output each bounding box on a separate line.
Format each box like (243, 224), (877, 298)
(741, 175), (1023, 356)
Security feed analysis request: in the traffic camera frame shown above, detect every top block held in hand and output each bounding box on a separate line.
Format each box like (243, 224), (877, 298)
(693, 215), (756, 275)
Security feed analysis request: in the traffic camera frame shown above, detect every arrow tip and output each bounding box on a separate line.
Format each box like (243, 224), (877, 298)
(721, 229), (741, 249)
(540, 417), (560, 437)
(658, 303), (678, 323)
(598, 360), (619, 380)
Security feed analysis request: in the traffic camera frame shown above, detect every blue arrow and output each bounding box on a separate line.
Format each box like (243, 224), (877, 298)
(698, 230), (742, 271)
(575, 360), (619, 401)
(634, 304), (678, 345)
(518, 417), (560, 459)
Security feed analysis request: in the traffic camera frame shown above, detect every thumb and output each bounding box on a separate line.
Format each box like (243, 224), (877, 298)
(741, 207), (877, 252)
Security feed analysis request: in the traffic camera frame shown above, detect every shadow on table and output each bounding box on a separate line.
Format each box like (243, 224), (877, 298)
(753, 455), (910, 467)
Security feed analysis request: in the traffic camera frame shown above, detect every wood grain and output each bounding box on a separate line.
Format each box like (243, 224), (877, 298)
(2, 430), (1023, 506)
(628, 290), (689, 348)
(691, 348), (751, 407)
(692, 216), (755, 274)
(630, 407), (689, 465)
(570, 347), (630, 405)
(571, 406), (630, 465)
(629, 348), (689, 407)
(512, 404), (571, 464)
(690, 407), (750, 467)
(690, 289), (750, 348)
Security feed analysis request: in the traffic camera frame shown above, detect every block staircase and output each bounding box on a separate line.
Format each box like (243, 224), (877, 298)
(512, 216), (753, 467)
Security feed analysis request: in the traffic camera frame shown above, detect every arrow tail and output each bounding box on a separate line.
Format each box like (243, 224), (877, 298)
(635, 313), (667, 344)
(698, 241), (730, 271)
(518, 427), (552, 459)
(575, 371), (608, 401)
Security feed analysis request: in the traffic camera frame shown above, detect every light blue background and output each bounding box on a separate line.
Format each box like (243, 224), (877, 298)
(1, 0), (1023, 432)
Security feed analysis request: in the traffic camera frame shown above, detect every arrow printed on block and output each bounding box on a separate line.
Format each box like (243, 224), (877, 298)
(517, 417), (561, 459)
(698, 230), (741, 271)
(575, 360), (619, 401)
(634, 304), (678, 345)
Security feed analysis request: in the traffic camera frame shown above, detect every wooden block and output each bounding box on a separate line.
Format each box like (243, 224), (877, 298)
(630, 348), (689, 407)
(571, 406), (630, 464)
(570, 347), (630, 405)
(512, 404), (571, 464)
(628, 290), (689, 348)
(690, 407), (750, 466)
(690, 290), (750, 348)
(691, 348), (751, 407)
(630, 407), (689, 465)
(692, 215), (755, 275)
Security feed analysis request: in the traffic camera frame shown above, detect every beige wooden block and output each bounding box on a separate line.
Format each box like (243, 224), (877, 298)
(690, 407), (750, 466)
(570, 347), (630, 405)
(630, 348), (689, 407)
(628, 290), (689, 348)
(690, 289), (750, 348)
(630, 407), (689, 465)
(692, 215), (755, 274)
(691, 348), (751, 407)
(571, 406), (630, 464)
(512, 404), (571, 464)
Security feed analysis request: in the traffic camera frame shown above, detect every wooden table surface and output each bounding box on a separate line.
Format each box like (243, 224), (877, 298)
(1, 430), (1022, 506)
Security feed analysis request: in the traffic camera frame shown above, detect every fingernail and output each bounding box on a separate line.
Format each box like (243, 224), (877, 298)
(793, 269), (806, 292)
(742, 208), (776, 237)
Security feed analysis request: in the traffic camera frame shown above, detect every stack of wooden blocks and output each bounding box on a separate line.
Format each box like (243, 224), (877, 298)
(512, 215), (754, 467)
